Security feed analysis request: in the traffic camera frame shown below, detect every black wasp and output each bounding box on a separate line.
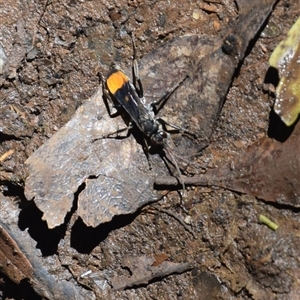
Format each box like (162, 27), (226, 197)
(100, 33), (193, 193)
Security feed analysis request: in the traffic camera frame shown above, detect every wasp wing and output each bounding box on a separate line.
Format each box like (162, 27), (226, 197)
(113, 80), (152, 131)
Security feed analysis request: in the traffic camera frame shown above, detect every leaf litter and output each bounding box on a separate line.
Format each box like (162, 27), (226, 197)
(24, 0), (278, 229)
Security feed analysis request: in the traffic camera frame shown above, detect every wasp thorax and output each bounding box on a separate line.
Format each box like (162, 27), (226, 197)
(142, 119), (159, 135)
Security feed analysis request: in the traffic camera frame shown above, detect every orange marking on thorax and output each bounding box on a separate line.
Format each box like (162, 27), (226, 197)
(106, 70), (129, 94)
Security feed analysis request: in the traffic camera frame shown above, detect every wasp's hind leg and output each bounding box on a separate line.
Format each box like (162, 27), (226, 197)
(92, 122), (134, 143)
(99, 72), (121, 117)
(156, 117), (198, 139)
(93, 72), (132, 143)
(129, 32), (144, 101)
(150, 75), (188, 114)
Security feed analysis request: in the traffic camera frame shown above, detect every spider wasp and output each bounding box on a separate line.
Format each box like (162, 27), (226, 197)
(99, 33), (194, 194)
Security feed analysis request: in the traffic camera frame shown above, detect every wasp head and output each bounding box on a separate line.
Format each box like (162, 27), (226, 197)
(151, 130), (169, 146)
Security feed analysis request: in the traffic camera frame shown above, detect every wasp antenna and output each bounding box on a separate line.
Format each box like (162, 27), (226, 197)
(164, 146), (186, 196)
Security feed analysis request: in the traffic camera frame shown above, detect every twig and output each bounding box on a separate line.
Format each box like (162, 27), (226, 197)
(155, 174), (218, 187)
(259, 214), (278, 231)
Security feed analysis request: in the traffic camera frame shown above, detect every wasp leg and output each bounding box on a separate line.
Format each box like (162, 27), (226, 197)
(92, 122), (134, 143)
(156, 117), (198, 139)
(103, 122), (133, 138)
(141, 137), (153, 170)
(151, 75), (188, 113)
(99, 73), (122, 117)
(129, 32), (144, 101)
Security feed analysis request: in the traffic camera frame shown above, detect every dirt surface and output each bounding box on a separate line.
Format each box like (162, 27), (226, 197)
(0, 0), (300, 299)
